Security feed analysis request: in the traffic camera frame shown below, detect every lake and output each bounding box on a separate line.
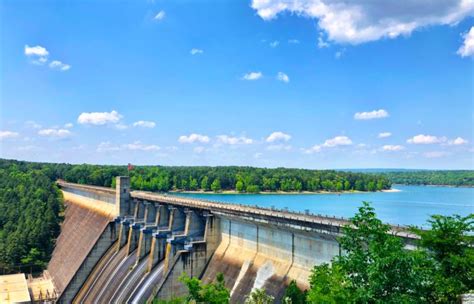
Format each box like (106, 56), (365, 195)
(171, 185), (473, 227)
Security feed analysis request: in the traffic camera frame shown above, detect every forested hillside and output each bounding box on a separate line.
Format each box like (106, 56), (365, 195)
(0, 159), (391, 193)
(380, 170), (474, 186)
(0, 161), (63, 273)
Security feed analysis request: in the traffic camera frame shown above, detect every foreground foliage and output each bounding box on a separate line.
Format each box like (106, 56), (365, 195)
(0, 162), (63, 273)
(308, 202), (474, 304)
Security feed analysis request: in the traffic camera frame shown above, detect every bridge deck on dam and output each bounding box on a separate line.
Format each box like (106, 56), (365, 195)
(47, 201), (114, 296)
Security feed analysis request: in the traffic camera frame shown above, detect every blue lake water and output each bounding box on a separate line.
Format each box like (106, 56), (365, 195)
(172, 185), (473, 227)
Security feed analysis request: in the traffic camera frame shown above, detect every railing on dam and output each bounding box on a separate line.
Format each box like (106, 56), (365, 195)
(57, 179), (419, 240)
(57, 180), (116, 205)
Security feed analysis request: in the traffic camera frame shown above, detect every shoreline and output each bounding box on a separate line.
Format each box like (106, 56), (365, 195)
(169, 189), (392, 195)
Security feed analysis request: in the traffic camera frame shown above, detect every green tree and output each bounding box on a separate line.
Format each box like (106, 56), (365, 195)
(308, 202), (431, 303)
(189, 177), (199, 191)
(201, 176), (209, 191)
(236, 180), (245, 192)
(211, 178), (221, 192)
(307, 264), (352, 304)
(245, 288), (274, 304)
(414, 214), (474, 303)
(246, 185), (260, 193)
(283, 280), (306, 304)
(179, 272), (230, 304)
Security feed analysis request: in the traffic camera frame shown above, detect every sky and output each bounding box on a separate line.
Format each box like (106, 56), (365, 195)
(0, 0), (473, 169)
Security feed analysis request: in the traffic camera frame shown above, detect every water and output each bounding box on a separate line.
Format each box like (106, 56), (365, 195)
(171, 185), (473, 227)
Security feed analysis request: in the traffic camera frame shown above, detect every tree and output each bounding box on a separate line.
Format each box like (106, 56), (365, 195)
(246, 185), (260, 193)
(283, 280), (306, 304)
(211, 178), (222, 192)
(201, 176), (209, 191)
(413, 214), (474, 303)
(189, 177), (198, 191)
(245, 288), (274, 304)
(179, 272), (230, 304)
(236, 180), (245, 192)
(308, 202), (431, 303)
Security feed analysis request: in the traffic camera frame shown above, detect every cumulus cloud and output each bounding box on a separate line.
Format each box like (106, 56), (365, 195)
(38, 128), (71, 138)
(24, 45), (49, 65)
(303, 135), (352, 154)
(423, 151), (450, 158)
(217, 135), (253, 145)
(407, 134), (446, 144)
(97, 141), (160, 152)
(77, 110), (122, 125)
(24, 45), (49, 57)
(269, 40), (280, 47)
(276, 72), (290, 83)
(318, 33), (330, 48)
(382, 145), (405, 151)
(267, 144), (292, 151)
(193, 146), (206, 153)
(242, 72), (263, 80)
(266, 131), (291, 143)
(448, 137), (468, 145)
(190, 48), (204, 55)
(133, 120), (156, 128)
(250, 0), (474, 45)
(49, 60), (71, 71)
(457, 26), (474, 57)
(0, 131), (19, 139)
(288, 39), (300, 44)
(64, 123), (74, 128)
(354, 109), (389, 120)
(378, 132), (392, 138)
(25, 121), (42, 129)
(322, 135), (352, 147)
(154, 10), (166, 21)
(178, 133), (210, 144)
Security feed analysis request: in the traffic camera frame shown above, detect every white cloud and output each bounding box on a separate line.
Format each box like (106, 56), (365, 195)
(269, 40), (280, 47)
(288, 39), (300, 44)
(133, 120), (156, 128)
(251, 0), (474, 45)
(382, 145), (405, 151)
(302, 145), (322, 154)
(0, 131), (19, 139)
(242, 72), (263, 80)
(64, 123), (74, 128)
(97, 141), (160, 152)
(354, 109), (389, 120)
(407, 134), (446, 144)
(378, 132), (392, 138)
(254, 152), (263, 159)
(190, 48), (204, 55)
(457, 26), (474, 57)
(217, 135), (253, 145)
(178, 133), (210, 144)
(77, 110), (122, 125)
(267, 144), (292, 151)
(25, 121), (42, 129)
(303, 135), (352, 154)
(276, 72), (290, 83)
(38, 128), (71, 138)
(125, 141), (160, 151)
(335, 49), (345, 59)
(193, 146), (206, 153)
(24, 45), (49, 57)
(322, 135), (352, 147)
(423, 151), (450, 158)
(317, 33), (329, 48)
(448, 137), (469, 145)
(266, 131), (291, 143)
(49, 60), (71, 71)
(154, 10), (166, 21)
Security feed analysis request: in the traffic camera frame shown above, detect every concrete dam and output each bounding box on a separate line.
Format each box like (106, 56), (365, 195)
(47, 177), (417, 303)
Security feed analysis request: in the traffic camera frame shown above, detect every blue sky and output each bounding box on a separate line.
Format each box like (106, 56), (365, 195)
(0, 0), (473, 169)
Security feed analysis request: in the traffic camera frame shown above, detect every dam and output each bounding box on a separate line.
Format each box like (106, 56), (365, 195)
(46, 177), (417, 303)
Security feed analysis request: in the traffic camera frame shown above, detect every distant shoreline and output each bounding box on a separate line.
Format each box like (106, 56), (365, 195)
(169, 189), (398, 195)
